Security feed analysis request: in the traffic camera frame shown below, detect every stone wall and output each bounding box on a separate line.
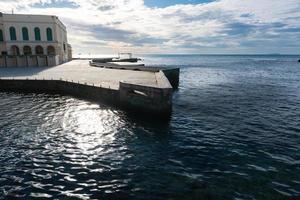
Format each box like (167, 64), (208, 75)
(0, 79), (173, 118)
(119, 81), (173, 117)
(0, 79), (119, 105)
(161, 68), (180, 89)
(0, 55), (59, 67)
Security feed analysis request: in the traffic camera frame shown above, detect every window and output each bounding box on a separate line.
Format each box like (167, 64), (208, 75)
(34, 27), (41, 41)
(0, 29), (3, 41)
(46, 28), (53, 41)
(11, 45), (20, 55)
(35, 45), (44, 55)
(23, 46), (32, 55)
(9, 27), (16, 40)
(22, 27), (29, 41)
(47, 46), (55, 55)
(63, 43), (66, 51)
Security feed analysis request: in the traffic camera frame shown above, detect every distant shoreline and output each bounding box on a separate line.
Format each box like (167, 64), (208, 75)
(74, 54), (300, 58)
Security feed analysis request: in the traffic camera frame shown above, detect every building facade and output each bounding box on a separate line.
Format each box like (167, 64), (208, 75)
(0, 12), (71, 64)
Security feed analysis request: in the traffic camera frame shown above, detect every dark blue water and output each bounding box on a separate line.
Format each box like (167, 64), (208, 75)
(1, 55), (300, 199)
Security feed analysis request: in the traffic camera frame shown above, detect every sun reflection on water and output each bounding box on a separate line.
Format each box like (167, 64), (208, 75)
(61, 102), (125, 154)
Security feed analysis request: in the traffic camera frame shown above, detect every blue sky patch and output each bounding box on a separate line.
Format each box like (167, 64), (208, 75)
(144, 0), (215, 8)
(33, 0), (79, 8)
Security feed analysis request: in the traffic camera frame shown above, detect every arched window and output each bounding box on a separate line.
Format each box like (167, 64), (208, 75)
(22, 27), (29, 41)
(34, 27), (41, 41)
(23, 46), (32, 55)
(46, 28), (53, 41)
(47, 46), (55, 55)
(11, 45), (20, 55)
(0, 29), (3, 41)
(9, 27), (17, 40)
(35, 45), (44, 55)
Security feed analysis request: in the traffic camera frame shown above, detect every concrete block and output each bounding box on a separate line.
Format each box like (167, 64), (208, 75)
(6, 56), (17, 67)
(47, 55), (59, 66)
(37, 56), (47, 67)
(28, 56), (38, 67)
(17, 56), (27, 67)
(0, 56), (6, 67)
(162, 68), (180, 89)
(119, 81), (172, 117)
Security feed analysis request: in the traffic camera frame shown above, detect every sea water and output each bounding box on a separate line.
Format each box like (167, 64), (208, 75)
(0, 55), (300, 199)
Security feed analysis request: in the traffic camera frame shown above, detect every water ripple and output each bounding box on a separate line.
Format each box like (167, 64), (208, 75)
(1, 55), (300, 199)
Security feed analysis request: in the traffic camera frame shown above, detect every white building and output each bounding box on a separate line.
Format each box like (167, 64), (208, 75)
(0, 12), (72, 64)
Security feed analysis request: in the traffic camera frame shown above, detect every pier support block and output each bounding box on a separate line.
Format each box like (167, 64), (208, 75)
(162, 68), (180, 89)
(119, 82), (173, 117)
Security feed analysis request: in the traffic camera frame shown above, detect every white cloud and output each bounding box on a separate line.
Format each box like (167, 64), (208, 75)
(0, 0), (299, 54)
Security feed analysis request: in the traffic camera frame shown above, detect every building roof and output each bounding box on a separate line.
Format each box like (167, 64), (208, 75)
(0, 13), (66, 30)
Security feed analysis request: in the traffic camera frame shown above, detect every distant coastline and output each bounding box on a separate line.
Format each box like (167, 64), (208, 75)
(74, 53), (300, 59)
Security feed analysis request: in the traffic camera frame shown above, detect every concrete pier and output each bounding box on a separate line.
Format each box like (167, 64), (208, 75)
(0, 60), (179, 118)
(90, 61), (180, 89)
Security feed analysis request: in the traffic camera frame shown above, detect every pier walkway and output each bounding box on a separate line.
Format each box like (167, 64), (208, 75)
(0, 60), (179, 118)
(0, 60), (159, 90)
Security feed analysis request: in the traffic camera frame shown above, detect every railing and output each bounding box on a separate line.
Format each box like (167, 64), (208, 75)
(0, 76), (113, 89)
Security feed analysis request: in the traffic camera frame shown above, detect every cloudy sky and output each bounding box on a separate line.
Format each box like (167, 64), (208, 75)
(1, 0), (300, 55)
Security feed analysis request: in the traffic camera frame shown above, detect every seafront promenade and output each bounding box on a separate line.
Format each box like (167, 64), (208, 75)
(0, 60), (179, 118)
